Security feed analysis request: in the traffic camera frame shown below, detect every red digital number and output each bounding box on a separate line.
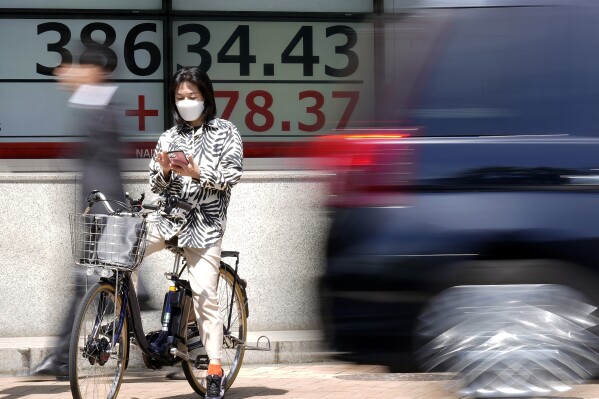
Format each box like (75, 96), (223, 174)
(245, 90), (274, 132)
(298, 90), (325, 132)
(332, 91), (359, 130)
(215, 91), (239, 120)
(215, 90), (359, 133)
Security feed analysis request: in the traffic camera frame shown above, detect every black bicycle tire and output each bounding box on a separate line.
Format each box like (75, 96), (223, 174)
(69, 281), (128, 399)
(182, 266), (248, 396)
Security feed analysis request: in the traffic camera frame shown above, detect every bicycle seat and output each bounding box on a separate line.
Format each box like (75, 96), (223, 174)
(165, 236), (179, 247)
(165, 236), (184, 255)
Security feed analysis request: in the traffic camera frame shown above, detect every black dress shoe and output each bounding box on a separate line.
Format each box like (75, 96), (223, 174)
(28, 355), (69, 380)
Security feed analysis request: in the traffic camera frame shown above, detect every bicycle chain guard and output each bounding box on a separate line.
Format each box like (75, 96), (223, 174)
(142, 331), (165, 370)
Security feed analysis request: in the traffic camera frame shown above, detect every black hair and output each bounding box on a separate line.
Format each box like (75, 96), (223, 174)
(170, 66), (217, 126)
(75, 39), (117, 72)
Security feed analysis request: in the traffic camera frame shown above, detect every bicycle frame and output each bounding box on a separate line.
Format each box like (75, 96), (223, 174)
(98, 272), (154, 358)
(96, 251), (194, 365)
(70, 191), (260, 399)
(220, 252), (246, 333)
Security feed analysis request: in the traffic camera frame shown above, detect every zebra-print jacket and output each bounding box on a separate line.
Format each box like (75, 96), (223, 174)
(149, 118), (243, 249)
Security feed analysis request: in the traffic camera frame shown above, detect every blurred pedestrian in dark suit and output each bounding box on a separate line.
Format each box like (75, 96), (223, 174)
(28, 41), (153, 379)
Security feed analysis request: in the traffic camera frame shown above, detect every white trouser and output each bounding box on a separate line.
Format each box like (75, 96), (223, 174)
(140, 227), (223, 361)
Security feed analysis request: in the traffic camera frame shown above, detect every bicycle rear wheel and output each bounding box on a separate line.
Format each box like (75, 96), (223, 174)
(69, 281), (128, 399)
(182, 266), (248, 396)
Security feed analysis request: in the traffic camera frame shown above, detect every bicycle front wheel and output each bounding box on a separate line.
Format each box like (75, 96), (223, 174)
(69, 281), (128, 399)
(183, 266), (248, 396)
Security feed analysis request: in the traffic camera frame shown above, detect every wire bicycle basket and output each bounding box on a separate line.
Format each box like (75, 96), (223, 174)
(69, 213), (148, 271)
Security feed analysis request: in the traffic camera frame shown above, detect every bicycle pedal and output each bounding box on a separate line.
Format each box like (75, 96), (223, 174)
(194, 355), (209, 370)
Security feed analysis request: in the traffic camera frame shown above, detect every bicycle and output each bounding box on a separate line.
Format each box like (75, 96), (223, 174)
(68, 190), (270, 399)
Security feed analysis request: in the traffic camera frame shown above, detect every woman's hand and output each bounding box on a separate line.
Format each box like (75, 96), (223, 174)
(170, 154), (201, 180)
(155, 151), (172, 176)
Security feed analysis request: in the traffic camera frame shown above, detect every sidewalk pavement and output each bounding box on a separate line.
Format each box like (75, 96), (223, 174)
(4, 335), (599, 399)
(0, 331), (326, 376)
(0, 363), (462, 399)
(4, 362), (599, 399)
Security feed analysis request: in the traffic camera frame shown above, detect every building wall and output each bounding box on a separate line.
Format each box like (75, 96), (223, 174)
(0, 171), (329, 337)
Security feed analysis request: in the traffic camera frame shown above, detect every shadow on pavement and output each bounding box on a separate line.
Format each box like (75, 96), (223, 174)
(3, 374), (289, 399)
(162, 387), (289, 399)
(226, 387), (288, 398)
(0, 384), (70, 399)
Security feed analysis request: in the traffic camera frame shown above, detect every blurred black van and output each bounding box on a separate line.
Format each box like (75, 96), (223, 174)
(319, 1), (599, 396)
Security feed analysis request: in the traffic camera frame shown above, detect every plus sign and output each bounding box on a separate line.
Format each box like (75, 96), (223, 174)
(126, 95), (159, 131)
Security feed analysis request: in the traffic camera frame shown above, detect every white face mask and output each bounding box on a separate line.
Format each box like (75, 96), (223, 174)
(176, 99), (204, 122)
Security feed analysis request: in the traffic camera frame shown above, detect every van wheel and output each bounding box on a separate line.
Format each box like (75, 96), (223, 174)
(415, 263), (599, 397)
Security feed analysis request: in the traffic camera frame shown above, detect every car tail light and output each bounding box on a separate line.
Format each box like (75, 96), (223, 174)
(310, 129), (418, 207)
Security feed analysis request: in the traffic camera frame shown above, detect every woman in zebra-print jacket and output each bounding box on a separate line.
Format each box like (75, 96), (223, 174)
(143, 66), (243, 393)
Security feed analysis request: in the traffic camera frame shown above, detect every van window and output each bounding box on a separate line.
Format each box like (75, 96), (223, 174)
(384, 4), (599, 137)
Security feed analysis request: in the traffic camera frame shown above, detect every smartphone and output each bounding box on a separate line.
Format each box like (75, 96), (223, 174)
(167, 150), (189, 165)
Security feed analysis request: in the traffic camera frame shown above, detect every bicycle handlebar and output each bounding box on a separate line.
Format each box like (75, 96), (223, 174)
(166, 195), (192, 212)
(86, 190), (118, 214)
(141, 203), (161, 211)
(85, 190), (192, 216)
(142, 194), (192, 213)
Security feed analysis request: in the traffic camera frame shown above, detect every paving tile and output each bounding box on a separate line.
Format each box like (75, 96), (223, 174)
(3, 363), (599, 399)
